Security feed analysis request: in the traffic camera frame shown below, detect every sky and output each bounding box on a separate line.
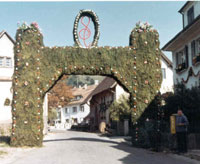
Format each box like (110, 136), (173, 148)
(0, 1), (186, 60)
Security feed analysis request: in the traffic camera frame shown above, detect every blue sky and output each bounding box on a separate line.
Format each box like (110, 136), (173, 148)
(0, 1), (186, 60)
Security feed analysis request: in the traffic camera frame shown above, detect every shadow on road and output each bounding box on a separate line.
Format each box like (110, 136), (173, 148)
(43, 137), (190, 164)
(44, 137), (118, 144)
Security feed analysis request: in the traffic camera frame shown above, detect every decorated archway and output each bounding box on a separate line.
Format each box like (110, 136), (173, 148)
(11, 10), (162, 146)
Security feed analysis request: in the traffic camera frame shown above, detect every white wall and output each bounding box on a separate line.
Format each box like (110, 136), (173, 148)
(115, 84), (129, 101)
(0, 81), (12, 122)
(43, 94), (48, 134)
(0, 34), (14, 123)
(160, 59), (174, 94)
(61, 103), (90, 125)
(0, 34), (14, 78)
(172, 33), (200, 89)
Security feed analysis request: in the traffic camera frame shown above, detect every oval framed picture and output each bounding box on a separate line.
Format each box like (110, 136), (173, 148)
(73, 9), (100, 48)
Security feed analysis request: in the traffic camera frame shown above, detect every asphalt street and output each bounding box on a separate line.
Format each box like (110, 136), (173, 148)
(2, 130), (199, 164)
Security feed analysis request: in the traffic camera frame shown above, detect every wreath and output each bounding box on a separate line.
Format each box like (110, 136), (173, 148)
(73, 9), (100, 48)
(4, 98), (11, 106)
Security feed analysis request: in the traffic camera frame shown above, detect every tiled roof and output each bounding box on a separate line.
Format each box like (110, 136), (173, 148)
(67, 84), (98, 106)
(91, 77), (116, 96)
(67, 77), (116, 106)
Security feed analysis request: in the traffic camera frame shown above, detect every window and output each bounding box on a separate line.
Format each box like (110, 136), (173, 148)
(74, 118), (78, 124)
(176, 50), (185, 66)
(191, 39), (200, 65)
(0, 57), (12, 67)
(101, 96), (105, 103)
(72, 107), (77, 113)
(66, 119), (69, 123)
(76, 95), (82, 100)
(0, 57), (4, 66)
(65, 107), (69, 114)
(162, 68), (166, 79)
(196, 39), (200, 54)
(187, 6), (194, 25)
(175, 46), (188, 72)
(6, 57), (12, 67)
(191, 40), (196, 58)
(80, 105), (84, 112)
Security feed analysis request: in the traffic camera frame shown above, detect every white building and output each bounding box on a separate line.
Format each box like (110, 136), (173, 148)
(58, 77), (130, 130)
(58, 84), (98, 129)
(163, 1), (200, 89)
(160, 52), (174, 94)
(0, 30), (48, 134)
(0, 31), (15, 124)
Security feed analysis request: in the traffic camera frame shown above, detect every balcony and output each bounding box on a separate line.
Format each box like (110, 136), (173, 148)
(176, 63), (187, 73)
(192, 54), (200, 65)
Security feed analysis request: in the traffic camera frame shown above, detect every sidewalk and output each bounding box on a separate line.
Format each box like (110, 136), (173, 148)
(184, 150), (200, 161)
(105, 135), (200, 162)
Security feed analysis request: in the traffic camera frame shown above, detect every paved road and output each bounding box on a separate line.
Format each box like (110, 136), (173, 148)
(4, 130), (199, 164)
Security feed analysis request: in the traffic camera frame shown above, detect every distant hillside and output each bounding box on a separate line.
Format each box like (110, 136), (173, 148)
(67, 75), (105, 87)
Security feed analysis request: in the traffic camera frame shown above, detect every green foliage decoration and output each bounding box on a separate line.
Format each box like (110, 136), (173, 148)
(109, 95), (131, 121)
(11, 21), (162, 146)
(4, 98), (11, 106)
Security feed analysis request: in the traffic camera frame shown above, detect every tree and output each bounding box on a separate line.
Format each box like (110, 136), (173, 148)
(48, 75), (74, 123)
(67, 75), (104, 87)
(109, 95), (131, 121)
(48, 108), (57, 125)
(164, 83), (200, 133)
(48, 75), (74, 109)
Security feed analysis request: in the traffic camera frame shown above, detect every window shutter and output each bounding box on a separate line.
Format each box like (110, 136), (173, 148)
(191, 40), (196, 58)
(185, 45), (189, 67)
(176, 53), (179, 67)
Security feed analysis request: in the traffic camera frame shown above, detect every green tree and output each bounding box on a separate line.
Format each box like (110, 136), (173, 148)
(48, 108), (57, 125)
(109, 95), (131, 121)
(48, 75), (74, 124)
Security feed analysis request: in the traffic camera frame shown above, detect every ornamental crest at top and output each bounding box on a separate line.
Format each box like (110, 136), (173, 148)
(135, 21), (156, 33)
(73, 9), (100, 48)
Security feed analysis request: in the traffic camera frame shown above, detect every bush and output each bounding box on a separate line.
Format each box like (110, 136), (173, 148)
(164, 84), (200, 133)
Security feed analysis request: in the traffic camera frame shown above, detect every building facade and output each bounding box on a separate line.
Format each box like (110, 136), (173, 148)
(58, 84), (98, 129)
(88, 77), (129, 131)
(0, 30), (48, 134)
(0, 31), (15, 124)
(160, 52), (174, 94)
(163, 1), (200, 89)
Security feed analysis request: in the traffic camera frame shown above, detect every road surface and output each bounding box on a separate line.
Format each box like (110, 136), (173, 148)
(1, 130), (199, 164)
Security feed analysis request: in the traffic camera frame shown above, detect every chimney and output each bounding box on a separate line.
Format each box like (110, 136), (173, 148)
(95, 80), (99, 85)
(83, 84), (88, 89)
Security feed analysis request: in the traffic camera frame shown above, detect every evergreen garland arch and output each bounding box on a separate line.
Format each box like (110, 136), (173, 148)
(11, 22), (162, 146)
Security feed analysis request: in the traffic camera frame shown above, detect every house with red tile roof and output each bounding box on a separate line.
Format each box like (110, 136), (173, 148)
(87, 77), (129, 132)
(58, 82), (99, 129)
(58, 77), (129, 130)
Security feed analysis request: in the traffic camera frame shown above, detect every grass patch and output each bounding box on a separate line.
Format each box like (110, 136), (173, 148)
(0, 150), (7, 156)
